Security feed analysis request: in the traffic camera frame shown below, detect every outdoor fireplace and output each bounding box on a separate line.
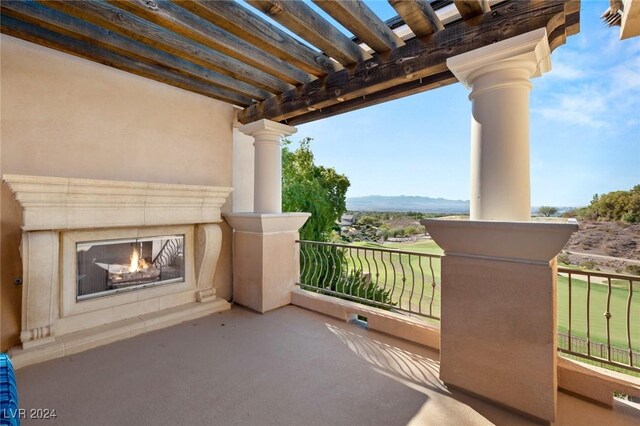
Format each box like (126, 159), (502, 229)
(3, 174), (232, 367)
(77, 234), (185, 300)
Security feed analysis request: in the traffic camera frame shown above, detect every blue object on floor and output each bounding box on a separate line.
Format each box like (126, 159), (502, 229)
(0, 353), (20, 426)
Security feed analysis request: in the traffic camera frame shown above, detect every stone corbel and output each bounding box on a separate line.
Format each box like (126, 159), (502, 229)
(195, 223), (222, 303)
(20, 231), (59, 348)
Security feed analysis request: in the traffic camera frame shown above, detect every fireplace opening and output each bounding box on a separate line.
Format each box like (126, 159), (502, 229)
(76, 234), (185, 301)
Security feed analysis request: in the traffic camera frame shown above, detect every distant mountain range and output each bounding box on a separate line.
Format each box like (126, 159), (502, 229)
(346, 195), (470, 213)
(346, 195), (579, 214)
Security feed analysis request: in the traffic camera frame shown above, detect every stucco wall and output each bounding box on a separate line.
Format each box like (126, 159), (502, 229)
(0, 35), (235, 351)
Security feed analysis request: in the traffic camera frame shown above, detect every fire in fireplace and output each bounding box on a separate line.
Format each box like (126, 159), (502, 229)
(76, 235), (185, 300)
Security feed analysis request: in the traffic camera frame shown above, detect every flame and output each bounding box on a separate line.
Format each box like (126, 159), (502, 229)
(139, 258), (149, 270)
(129, 249), (139, 273)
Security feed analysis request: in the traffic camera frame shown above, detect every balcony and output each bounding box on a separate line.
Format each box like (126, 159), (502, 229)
(13, 304), (640, 425)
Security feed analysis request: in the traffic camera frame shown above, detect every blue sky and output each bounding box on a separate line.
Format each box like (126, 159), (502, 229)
(293, 1), (640, 207)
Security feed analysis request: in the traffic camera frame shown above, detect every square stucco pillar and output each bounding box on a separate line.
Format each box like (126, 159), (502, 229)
(423, 220), (577, 423)
(225, 213), (310, 313)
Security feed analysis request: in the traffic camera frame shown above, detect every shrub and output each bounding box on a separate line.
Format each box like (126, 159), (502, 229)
(357, 215), (381, 226)
(580, 260), (599, 271)
(625, 265), (640, 276)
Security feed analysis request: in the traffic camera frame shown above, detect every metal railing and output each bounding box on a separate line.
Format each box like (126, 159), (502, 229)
(557, 267), (639, 373)
(297, 241), (640, 374)
(298, 240), (441, 320)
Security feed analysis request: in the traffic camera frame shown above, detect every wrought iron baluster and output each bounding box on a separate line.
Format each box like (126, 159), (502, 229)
(605, 277), (613, 362)
(627, 279), (633, 367)
(399, 253), (407, 311)
(408, 254), (416, 314)
(418, 256), (425, 315)
(568, 273), (573, 352)
(587, 274), (591, 357)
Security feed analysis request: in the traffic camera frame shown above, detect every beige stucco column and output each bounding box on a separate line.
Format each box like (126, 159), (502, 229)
(225, 213), (310, 313)
(447, 28), (552, 221)
(227, 119), (309, 313)
(423, 220), (577, 423)
(238, 119), (297, 214)
(421, 29), (580, 424)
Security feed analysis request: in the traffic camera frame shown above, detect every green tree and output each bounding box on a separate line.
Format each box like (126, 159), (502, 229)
(572, 185), (640, 223)
(538, 205), (559, 217)
(282, 137), (350, 241)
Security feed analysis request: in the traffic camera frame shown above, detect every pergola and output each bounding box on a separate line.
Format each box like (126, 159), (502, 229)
(0, 0), (581, 220)
(2, 1), (593, 423)
(1, 0), (579, 126)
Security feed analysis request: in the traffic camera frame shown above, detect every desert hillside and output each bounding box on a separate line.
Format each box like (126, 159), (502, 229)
(562, 221), (640, 273)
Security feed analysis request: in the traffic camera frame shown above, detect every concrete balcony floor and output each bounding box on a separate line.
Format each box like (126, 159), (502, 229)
(15, 305), (640, 425)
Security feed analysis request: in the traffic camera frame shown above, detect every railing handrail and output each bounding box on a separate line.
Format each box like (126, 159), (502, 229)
(298, 240), (639, 375)
(557, 266), (640, 281)
(296, 239), (442, 259)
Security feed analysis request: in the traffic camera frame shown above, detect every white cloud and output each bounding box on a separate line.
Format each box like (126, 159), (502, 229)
(534, 88), (609, 129)
(534, 44), (640, 131)
(549, 62), (586, 80)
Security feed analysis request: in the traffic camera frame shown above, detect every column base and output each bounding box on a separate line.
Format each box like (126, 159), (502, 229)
(225, 213), (310, 313)
(422, 219), (578, 423)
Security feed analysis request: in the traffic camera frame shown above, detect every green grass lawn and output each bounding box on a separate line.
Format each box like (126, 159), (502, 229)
(333, 239), (640, 352)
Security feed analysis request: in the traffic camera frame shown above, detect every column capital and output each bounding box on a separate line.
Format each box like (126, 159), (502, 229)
(447, 28), (551, 89)
(239, 119), (297, 140)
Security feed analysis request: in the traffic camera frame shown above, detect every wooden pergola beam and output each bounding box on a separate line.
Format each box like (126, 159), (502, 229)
(246, 0), (370, 67)
(238, 1), (574, 124)
(453, 0), (490, 21)
(42, 0), (293, 94)
(0, 15), (253, 106)
(178, 0), (340, 75)
(388, 0), (445, 38)
(1, 1), (271, 101)
(108, 0), (314, 86)
(312, 0), (405, 53)
(286, 71), (457, 126)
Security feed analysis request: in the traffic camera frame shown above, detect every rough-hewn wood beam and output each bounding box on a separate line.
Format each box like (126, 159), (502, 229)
(453, 0), (490, 21)
(177, 0), (340, 75)
(238, 1), (575, 124)
(0, 15), (253, 106)
(246, 0), (370, 67)
(388, 0), (445, 38)
(1, 1), (270, 101)
(109, 0), (313, 86)
(286, 71), (457, 126)
(313, 0), (405, 53)
(549, 3), (581, 51)
(42, 0), (293, 94)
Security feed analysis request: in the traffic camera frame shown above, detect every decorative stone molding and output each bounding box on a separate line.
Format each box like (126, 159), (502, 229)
(195, 224), (222, 303)
(422, 219), (578, 264)
(3, 174), (232, 231)
(446, 28), (551, 91)
(239, 119), (297, 141)
(224, 212), (311, 234)
(20, 231), (59, 348)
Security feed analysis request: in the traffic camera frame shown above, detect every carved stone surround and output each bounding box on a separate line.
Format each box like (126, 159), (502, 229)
(3, 175), (232, 367)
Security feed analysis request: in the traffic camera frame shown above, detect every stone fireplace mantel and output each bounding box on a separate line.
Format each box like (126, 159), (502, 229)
(3, 174), (232, 231)
(3, 175), (233, 368)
